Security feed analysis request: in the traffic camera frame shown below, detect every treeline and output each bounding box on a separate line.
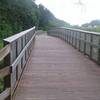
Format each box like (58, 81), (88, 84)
(72, 20), (100, 33)
(81, 20), (100, 32)
(0, 0), (70, 40)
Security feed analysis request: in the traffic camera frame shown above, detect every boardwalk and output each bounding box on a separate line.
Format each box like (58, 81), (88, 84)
(14, 35), (100, 100)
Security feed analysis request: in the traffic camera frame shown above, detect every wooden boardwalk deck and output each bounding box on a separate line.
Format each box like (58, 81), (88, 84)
(14, 35), (100, 100)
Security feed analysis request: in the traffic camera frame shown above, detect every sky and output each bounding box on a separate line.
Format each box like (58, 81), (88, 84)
(36, 0), (100, 25)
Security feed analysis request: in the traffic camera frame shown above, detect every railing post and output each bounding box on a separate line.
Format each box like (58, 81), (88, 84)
(98, 37), (100, 64)
(79, 32), (81, 51)
(84, 33), (86, 55)
(69, 30), (71, 44)
(90, 34), (93, 59)
(64, 29), (66, 41)
(72, 31), (74, 46)
(66, 30), (68, 42)
(75, 31), (77, 48)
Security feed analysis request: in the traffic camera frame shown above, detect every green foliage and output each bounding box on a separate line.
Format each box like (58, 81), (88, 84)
(0, 60), (4, 93)
(86, 26), (100, 32)
(0, 0), (38, 40)
(0, 0), (38, 49)
(0, 0), (70, 93)
(0, 78), (4, 93)
(0, 0), (71, 47)
(0, 39), (3, 48)
(81, 20), (100, 33)
(38, 4), (71, 30)
(71, 20), (100, 33)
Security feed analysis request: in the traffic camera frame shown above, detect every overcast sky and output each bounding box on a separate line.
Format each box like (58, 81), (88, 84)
(36, 0), (100, 25)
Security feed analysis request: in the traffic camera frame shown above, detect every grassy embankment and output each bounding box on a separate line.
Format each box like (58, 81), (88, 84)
(0, 39), (4, 93)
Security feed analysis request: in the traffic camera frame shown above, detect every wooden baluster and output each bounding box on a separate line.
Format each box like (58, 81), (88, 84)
(79, 32), (81, 51)
(98, 36), (100, 64)
(72, 31), (73, 45)
(90, 34), (93, 59)
(21, 37), (24, 69)
(84, 33), (86, 55)
(68, 30), (70, 43)
(25, 35), (27, 62)
(67, 30), (69, 43)
(68, 30), (70, 44)
(15, 40), (19, 87)
(75, 31), (77, 48)
(70, 31), (71, 44)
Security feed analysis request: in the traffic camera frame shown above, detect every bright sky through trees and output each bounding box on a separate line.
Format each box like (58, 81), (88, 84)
(36, 0), (100, 25)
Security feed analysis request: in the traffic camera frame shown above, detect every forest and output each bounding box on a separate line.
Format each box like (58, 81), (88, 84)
(0, 0), (71, 48)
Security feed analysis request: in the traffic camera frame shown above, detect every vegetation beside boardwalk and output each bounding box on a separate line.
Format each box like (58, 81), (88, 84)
(0, 0), (100, 93)
(0, 0), (71, 49)
(0, 0), (71, 93)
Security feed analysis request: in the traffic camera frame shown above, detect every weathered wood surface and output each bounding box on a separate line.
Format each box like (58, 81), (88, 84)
(0, 66), (10, 78)
(0, 88), (10, 100)
(14, 35), (100, 100)
(0, 27), (36, 100)
(0, 44), (10, 61)
(48, 28), (100, 64)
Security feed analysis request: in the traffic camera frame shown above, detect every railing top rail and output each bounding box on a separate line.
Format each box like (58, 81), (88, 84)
(4, 27), (35, 43)
(54, 27), (100, 35)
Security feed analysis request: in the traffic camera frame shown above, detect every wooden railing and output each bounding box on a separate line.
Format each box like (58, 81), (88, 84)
(0, 27), (36, 100)
(48, 27), (100, 64)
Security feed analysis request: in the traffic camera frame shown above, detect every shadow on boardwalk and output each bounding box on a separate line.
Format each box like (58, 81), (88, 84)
(14, 35), (100, 100)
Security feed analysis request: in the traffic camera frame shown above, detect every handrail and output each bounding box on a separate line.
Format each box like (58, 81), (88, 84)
(0, 27), (36, 100)
(48, 27), (100, 64)
(52, 27), (100, 35)
(4, 27), (35, 43)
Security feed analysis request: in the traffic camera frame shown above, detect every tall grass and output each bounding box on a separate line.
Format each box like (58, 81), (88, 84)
(0, 39), (3, 49)
(0, 78), (4, 93)
(0, 59), (4, 93)
(0, 39), (4, 93)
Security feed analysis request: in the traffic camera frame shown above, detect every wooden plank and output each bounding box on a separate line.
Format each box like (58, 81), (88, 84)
(0, 88), (10, 100)
(0, 67), (10, 78)
(14, 35), (100, 100)
(0, 45), (10, 61)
